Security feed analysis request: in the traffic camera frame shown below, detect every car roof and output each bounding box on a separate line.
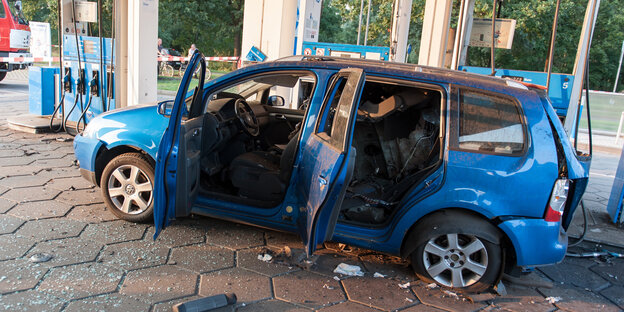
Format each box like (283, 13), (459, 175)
(259, 56), (539, 96)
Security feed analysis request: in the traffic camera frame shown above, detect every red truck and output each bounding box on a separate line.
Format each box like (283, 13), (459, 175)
(0, 0), (30, 82)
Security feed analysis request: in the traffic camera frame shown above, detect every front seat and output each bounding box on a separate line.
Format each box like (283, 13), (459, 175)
(229, 133), (299, 202)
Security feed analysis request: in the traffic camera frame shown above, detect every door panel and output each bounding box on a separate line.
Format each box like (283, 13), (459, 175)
(175, 116), (203, 217)
(154, 51), (206, 239)
(296, 68), (365, 255)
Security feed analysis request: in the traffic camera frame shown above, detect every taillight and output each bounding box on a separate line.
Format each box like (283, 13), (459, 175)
(544, 179), (570, 222)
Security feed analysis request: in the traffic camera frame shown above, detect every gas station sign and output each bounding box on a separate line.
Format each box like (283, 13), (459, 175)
(469, 18), (516, 49)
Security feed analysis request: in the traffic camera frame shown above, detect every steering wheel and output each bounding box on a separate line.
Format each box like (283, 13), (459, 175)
(234, 99), (260, 137)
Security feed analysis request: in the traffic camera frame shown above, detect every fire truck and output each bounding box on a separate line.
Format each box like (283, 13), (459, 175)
(0, 0), (30, 82)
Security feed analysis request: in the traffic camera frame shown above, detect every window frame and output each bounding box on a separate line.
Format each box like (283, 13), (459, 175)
(450, 87), (529, 156)
(314, 70), (364, 152)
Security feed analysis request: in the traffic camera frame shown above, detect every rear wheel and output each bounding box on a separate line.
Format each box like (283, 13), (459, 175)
(410, 211), (502, 292)
(0, 71), (6, 82)
(101, 153), (154, 223)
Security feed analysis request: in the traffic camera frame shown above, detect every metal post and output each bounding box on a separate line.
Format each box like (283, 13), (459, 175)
(546, 0), (562, 92)
(364, 0), (371, 46)
(616, 111), (624, 144)
(357, 0), (364, 45)
(614, 40), (624, 93)
(490, 0), (497, 76)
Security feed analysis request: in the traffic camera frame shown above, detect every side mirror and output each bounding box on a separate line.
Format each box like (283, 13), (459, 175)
(268, 95), (285, 107)
(158, 100), (174, 117)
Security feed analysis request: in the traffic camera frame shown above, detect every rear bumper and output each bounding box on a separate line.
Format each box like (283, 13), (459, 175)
(498, 218), (567, 266)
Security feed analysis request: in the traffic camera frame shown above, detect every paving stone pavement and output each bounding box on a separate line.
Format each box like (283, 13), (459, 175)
(1, 78), (623, 311)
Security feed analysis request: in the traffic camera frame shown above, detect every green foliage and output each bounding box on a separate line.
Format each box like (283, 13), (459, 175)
(158, 0), (243, 57)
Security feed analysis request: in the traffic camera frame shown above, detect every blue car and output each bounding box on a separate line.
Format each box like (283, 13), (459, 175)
(74, 52), (590, 292)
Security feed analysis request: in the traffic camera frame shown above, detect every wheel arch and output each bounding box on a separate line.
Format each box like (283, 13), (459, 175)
(400, 208), (517, 271)
(94, 144), (155, 187)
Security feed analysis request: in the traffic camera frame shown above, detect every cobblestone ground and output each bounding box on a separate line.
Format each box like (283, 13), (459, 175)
(0, 76), (623, 311)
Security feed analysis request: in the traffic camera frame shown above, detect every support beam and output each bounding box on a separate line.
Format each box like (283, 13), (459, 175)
(242, 0), (297, 61)
(451, 0), (475, 70)
(115, 0), (158, 108)
(563, 0), (600, 135)
(390, 0), (412, 62)
(418, 0), (452, 67)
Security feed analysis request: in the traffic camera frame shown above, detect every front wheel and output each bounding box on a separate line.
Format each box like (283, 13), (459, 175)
(101, 153), (155, 223)
(410, 212), (502, 292)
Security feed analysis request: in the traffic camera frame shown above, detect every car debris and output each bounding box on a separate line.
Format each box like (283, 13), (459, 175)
(333, 263), (365, 276)
(398, 282), (411, 289)
(373, 272), (386, 278)
(545, 296), (562, 304)
(29, 253), (53, 263)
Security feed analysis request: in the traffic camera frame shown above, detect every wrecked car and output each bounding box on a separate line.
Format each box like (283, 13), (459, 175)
(73, 52), (590, 292)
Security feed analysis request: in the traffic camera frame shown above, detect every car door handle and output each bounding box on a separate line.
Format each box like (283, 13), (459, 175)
(318, 176), (328, 186)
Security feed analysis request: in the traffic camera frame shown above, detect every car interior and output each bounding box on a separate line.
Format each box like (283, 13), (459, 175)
(192, 72), (442, 225)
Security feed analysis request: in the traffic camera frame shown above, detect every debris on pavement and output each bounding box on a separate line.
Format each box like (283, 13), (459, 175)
(322, 284), (335, 290)
(373, 272), (386, 278)
(398, 282), (411, 289)
(333, 276), (340, 281)
(258, 253), (273, 262)
(545, 296), (562, 304)
(443, 290), (460, 300)
(333, 263), (365, 276)
(426, 283), (438, 289)
(405, 298), (414, 303)
(29, 253), (53, 263)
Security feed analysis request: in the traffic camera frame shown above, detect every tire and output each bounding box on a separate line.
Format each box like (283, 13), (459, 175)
(410, 211), (502, 293)
(0, 71), (6, 82)
(100, 153), (155, 223)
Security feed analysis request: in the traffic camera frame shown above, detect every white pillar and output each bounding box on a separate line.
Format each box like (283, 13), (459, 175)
(115, 0), (158, 107)
(563, 0), (600, 135)
(451, 0), (475, 70)
(242, 0), (298, 61)
(390, 0), (412, 62)
(296, 0), (323, 55)
(418, 0), (452, 67)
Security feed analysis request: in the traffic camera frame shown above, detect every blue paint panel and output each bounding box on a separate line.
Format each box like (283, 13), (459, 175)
(459, 66), (574, 117)
(607, 145), (624, 223)
(28, 66), (59, 115)
(498, 218), (567, 266)
(302, 41), (390, 61)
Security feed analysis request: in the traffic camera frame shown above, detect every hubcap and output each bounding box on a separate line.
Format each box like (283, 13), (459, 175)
(422, 233), (488, 288)
(107, 165), (153, 215)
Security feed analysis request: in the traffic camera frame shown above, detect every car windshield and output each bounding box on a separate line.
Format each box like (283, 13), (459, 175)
(8, 0), (27, 25)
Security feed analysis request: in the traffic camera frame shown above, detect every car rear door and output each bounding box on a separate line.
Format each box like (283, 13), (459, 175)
(295, 68), (364, 256)
(153, 52), (206, 238)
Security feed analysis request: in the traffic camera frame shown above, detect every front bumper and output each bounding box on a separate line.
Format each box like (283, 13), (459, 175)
(498, 218), (567, 266)
(73, 134), (104, 185)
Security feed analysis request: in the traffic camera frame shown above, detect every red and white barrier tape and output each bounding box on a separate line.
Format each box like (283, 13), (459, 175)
(0, 56), (239, 63)
(0, 56), (59, 63)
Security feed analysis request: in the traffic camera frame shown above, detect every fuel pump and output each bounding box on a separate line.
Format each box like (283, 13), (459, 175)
(53, 0), (115, 135)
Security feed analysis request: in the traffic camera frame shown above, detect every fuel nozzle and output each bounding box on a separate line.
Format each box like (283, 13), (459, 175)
(90, 70), (99, 96)
(76, 69), (86, 95)
(63, 68), (72, 92)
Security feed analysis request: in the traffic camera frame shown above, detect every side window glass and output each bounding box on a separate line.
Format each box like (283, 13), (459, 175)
(317, 77), (350, 150)
(0, 3), (6, 18)
(459, 90), (525, 155)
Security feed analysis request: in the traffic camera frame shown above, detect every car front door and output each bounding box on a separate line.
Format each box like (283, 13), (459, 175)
(153, 51), (206, 238)
(296, 68), (365, 255)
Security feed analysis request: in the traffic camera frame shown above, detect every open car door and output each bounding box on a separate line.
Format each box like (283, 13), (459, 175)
(153, 51), (206, 238)
(296, 68), (365, 255)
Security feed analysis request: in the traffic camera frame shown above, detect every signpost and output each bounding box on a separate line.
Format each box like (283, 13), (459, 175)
(29, 22), (52, 66)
